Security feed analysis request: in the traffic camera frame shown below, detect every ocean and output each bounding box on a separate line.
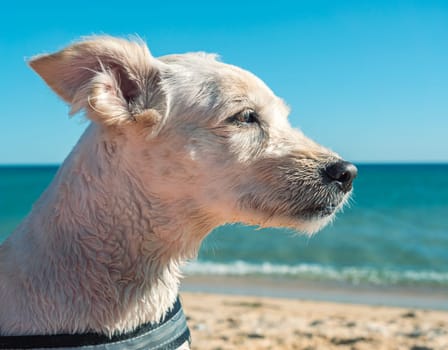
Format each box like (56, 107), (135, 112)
(1, 164), (447, 290)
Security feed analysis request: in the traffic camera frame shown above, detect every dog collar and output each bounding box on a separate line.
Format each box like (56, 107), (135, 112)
(0, 297), (190, 349)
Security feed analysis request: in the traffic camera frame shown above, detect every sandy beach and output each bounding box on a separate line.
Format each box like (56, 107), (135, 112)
(181, 292), (448, 350)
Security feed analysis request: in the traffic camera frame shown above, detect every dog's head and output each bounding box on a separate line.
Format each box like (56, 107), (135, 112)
(30, 36), (356, 236)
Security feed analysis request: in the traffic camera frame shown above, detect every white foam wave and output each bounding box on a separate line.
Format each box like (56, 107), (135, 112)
(182, 260), (448, 286)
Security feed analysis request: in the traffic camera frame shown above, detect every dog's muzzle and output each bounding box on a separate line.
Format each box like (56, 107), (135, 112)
(295, 160), (357, 220)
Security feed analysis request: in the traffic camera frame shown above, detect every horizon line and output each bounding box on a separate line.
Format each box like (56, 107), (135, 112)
(1, 161), (448, 167)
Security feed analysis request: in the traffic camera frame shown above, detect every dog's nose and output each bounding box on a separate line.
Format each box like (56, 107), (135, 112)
(324, 161), (358, 192)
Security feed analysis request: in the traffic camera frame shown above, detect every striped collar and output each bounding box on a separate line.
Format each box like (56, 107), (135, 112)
(0, 297), (190, 350)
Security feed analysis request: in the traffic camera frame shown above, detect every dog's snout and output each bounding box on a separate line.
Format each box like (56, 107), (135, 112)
(324, 161), (358, 192)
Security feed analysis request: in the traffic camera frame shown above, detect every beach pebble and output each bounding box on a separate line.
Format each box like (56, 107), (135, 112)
(366, 322), (388, 334)
(402, 311), (417, 318)
(193, 323), (207, 331)
(246, 332), (265, 339)
(405, 328), (423, 338)
(330, 336), (371, 345)
(226, 317), (240, 328)
(309, 319), (324, 327)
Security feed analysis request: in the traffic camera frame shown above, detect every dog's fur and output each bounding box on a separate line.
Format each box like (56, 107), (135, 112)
(0, 37), (353, 347)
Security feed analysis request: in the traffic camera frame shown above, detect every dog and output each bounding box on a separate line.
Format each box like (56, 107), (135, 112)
(0, 36), (356, 349)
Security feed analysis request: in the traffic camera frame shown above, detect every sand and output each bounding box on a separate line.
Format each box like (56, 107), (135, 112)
(181, 292), (448, 350)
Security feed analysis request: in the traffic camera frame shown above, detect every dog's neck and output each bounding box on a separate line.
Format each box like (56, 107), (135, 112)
(0, 124), (213, 336)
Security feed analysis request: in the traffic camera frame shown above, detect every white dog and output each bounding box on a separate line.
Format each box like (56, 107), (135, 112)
(0, 36), (356, 349)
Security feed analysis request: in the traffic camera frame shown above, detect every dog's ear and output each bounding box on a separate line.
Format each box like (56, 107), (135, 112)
(29, 36), (166, 130)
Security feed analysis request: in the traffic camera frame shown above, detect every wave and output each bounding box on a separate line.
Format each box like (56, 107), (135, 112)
(182, 260), (448, 287)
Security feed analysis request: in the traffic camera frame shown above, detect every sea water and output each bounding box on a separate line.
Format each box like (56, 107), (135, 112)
(1, 164), (447, 288)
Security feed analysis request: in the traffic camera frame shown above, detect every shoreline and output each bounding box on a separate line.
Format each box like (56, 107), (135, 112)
(180, 291), (448, 350)
(181, 275), (448, 311)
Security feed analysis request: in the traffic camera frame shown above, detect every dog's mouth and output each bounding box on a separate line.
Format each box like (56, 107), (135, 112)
(300, 202), (340, 218)
(294, 197), (349, 220)
(239, 188), (350, 225)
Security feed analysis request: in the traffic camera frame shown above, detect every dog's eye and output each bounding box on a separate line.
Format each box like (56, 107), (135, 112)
(229, 110), (258, 125)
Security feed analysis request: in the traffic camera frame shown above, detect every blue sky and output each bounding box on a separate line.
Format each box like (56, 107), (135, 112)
(1, 0), (447, 164)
